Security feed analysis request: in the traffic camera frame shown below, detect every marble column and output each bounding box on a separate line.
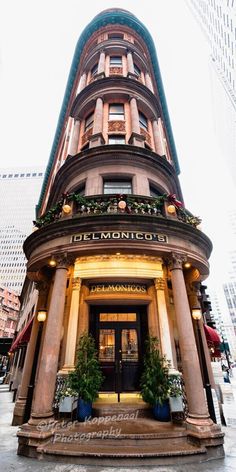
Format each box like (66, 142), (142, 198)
(60, 277), (81, 372)
(29, 255), (71, 424)
(127, 50), (135, 76)
(152, 119), (165, 155)
(97, 50), (106, 76)
(154, 277), (175, 369)
(12, 282), (49, 426)
(77, 72), (87, 93)
(145, 72), (154, 92)
(169, 253), (212, 427)
(128, 97), (145, 147)
(89, 97), (105, 147)
(68, 119), (80, 155)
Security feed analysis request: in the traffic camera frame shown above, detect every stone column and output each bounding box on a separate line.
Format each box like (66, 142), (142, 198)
(68, 119), (80, 156)
(89, 97), (105, 148)
(154, 277), (175, 369)
(97, 50), (106, 77)
(127, 50), (135, 77)
(12, 282), (49, 426)
(29, 255), (71, 424)
(152, 119), (164, 155)
(60, 277), (81, 372)
(169, 253), (212, 428)
(145, 72), (154, 92)
(128, 97), (145, 147)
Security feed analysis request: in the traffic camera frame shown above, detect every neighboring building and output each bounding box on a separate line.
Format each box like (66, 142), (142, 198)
(0, 168), (44, 294)
(13, 9), (223, 461)
(186, 0), (236, 184)
(0, 285), (20, 338)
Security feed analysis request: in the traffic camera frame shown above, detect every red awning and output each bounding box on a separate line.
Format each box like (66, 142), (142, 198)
(203, 324), (221, 345)
(9, 317), (33, 352)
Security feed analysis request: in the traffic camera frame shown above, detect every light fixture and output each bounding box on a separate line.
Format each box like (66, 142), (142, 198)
(48, 256), (57, 267)
(184, 262), (191, 269)
(167, 204), (176, 214)
(37, 309), (47, 322)
(192, 306), (202, 321)
(62, 204), (72, 214)
(116, 252), (121, 255)
(118, 200), (126, 210)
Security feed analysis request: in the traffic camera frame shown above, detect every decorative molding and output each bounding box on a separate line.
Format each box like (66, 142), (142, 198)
(109, 66), (123, 75)
(72, 277), (81, 290)
(108, 120), (126, 132)
(169, 252), (187, 271)
(81, 127), (93, 145)
(140, 127), (152, 145)
(55, 253), (74, 269)
(154, 277), (165, 291)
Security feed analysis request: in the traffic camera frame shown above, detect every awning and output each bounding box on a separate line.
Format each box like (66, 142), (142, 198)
(203, 324), (221, 345)
(9, 317), (33, 353)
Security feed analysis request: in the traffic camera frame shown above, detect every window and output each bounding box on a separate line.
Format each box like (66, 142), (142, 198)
(108, 135), (125, 144)
(149, 185), (162, 198)
(139, 111), (148, 130)
(84, 112), (94, 131)
(91, 63), (98, 77)
(108, 33), (123, 40)
(110, 56), (122, 66)
(103, 179), (132, 194)
(74, 183), (85, 196)
(109, 104), (124, 120)
(134, 64), (141, 77)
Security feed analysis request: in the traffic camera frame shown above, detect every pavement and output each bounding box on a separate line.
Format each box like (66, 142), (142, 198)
(1, 384), (236, 472)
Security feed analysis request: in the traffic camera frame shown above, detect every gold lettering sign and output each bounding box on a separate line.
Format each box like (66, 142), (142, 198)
(72, 231), (168, 243)
(90, 283), (147, 294)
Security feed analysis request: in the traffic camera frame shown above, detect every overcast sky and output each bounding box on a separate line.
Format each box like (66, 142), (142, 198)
(0, 0), (235, 288)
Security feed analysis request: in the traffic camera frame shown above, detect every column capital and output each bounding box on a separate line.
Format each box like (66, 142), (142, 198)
(72, 277), (81, 290)
(34, 280), (49, 294)
(55, 253), (74, 269)
(154, 277), (165, 291)
(168, 252), (187, 271)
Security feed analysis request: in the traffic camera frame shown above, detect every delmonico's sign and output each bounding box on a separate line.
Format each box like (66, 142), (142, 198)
(71, 231), (168, 243)
(90, 283), (147, 294)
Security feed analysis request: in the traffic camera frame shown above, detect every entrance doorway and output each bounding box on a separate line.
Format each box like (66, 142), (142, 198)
(90, 306), (148, 396)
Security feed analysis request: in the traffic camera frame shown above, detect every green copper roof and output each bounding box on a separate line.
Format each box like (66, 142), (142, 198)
(37, 9), (180, 213)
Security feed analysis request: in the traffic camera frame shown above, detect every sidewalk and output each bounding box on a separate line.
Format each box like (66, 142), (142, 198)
(1, 384), (236, 472)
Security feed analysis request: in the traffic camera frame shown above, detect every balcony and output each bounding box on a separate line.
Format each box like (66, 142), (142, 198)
(33, 193), (201, 230)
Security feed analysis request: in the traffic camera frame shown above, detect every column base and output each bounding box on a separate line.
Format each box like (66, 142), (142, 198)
(28, 410), (54, 427)
(89, 132), (105, 148)
(128, 132), (145, 147)
(57, 365), (75, 375)
(12, 396), (27, 426)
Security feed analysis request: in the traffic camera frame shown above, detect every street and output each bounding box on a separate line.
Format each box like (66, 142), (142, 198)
(1, 385), (236, 472)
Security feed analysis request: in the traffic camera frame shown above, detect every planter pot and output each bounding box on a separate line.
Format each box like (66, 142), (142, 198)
(77, 398), (92, 422)
(153, 399), (171, 421)
(59, 396), (77, 413)
(169, 396), (184, 413)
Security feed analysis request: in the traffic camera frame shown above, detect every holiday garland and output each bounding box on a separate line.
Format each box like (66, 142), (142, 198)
(33, 192), (201, 229)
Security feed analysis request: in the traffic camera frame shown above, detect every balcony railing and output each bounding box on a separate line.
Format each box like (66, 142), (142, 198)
(33, 193), (202, 230)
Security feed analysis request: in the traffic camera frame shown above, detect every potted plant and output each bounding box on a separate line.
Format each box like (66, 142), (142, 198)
(57, 383), (78, 414)
(168, 374), (184, 414)
(67, 332), (104, 422)
(140, 336), (171, 421)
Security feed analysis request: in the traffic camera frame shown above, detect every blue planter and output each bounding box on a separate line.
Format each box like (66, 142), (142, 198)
(77, 398), (92, 422)
(153, 400), (171, 421)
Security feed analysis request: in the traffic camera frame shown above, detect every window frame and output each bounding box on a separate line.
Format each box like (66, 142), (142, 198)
(139, 111), (148, 130)
(110, 56), (123, 66)
(84, 112), (94, 131)
(103, 179), (132, 194)
(108, 135), (126, 145)
(109, 103), (125, 121)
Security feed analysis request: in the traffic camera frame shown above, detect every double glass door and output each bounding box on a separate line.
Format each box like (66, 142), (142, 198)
(93, 309), (143, 394)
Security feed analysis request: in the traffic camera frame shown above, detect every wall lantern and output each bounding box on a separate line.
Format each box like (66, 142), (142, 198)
(191, 306), (202, 321)
(167, 204), (176, 214)
(48, 256), (57, 267)
(184, 262), (191, 269)
(37, 310), (47, 323)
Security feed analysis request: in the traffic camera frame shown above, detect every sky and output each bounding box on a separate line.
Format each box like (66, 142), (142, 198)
(0, 0), (235, 289)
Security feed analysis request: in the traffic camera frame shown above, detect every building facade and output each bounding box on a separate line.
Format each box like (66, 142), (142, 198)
(15, 9), (223, 462)
(0, 285), (19, 338)
(0, 168), (44, 294)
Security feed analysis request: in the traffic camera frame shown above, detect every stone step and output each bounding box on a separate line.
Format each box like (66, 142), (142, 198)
(93, 400), (152, 418)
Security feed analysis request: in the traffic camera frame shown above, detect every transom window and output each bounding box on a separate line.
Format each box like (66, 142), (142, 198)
(108, 33), (124, 40)
(103, 179), (132, 194)
(109, 104), (125, 120)
(134, 64), (141, 77)
(84, 112), (94, 131)
(91, 63), (98, 76)
(149, 185), (162, 198)
(110, 56), (122, 66)
(108, 135), (125, 144)
(139, 111), (148, 130)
